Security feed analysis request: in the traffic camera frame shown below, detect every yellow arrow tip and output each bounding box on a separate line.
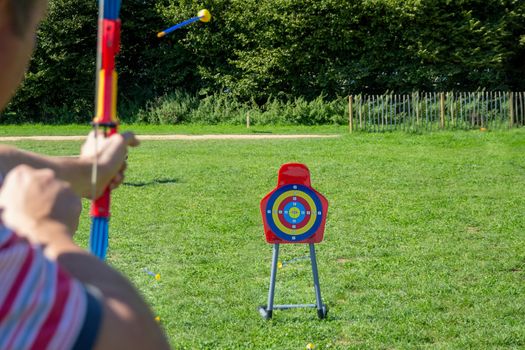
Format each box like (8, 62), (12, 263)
(198, 9), (211, 23)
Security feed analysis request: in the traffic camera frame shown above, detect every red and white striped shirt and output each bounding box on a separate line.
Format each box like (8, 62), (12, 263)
(0, 224), (101, 350)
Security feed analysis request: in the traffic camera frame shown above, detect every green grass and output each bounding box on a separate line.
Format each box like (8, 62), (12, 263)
(6, 128), (525, 349)
(0, 124), (347, 136)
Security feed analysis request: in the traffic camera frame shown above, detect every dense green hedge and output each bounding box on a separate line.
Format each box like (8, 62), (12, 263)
(3, 0), (525, 123)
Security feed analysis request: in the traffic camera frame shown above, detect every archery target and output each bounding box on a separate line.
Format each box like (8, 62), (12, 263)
(265, 184), (324, 242)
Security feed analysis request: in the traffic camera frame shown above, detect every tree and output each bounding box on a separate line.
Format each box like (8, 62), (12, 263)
(4, 0), (524, 122)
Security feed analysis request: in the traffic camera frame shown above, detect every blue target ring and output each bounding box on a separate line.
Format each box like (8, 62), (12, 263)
(265, 184), (324, 242)
(283, 201), (306, 224)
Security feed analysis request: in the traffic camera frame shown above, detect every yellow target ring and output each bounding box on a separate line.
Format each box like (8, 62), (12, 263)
(271, 190), (317, 235)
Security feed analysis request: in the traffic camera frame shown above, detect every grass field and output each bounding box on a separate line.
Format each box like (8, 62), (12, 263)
(5, 128), (525, 349)
(0, 124), (348, 136)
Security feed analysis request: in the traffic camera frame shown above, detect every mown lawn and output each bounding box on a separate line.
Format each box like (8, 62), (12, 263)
(0, 123), (347, 136)
(5, 128), (525, 349)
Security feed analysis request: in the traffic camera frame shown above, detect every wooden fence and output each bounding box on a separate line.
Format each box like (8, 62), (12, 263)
(347, 92), (525, 132)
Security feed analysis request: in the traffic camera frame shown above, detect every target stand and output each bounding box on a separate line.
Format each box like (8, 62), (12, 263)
(258, 163), (329, 320)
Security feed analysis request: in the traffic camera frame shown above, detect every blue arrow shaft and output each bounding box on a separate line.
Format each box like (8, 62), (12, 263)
(161, 16), (201, 36)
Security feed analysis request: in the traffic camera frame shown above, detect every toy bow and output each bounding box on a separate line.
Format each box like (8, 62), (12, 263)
(89, 0), (122, 260)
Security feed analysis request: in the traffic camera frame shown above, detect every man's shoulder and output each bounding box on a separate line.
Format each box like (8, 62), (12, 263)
(0, 223), (96, 350)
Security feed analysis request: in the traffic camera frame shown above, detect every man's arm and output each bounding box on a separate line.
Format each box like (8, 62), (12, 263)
(0, 131), (139, 198)
(0, 165), (171, 349)
(34, 221), (171, 350)
(0, 144), (91, 195)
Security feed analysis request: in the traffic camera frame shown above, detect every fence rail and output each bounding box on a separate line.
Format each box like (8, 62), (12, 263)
(347, 92), (525, 132)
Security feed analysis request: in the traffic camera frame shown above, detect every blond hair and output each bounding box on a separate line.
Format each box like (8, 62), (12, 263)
(7, 0), (40, 37)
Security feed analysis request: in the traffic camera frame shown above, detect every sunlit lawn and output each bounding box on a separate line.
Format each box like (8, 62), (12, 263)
(5, 128), (525, 349)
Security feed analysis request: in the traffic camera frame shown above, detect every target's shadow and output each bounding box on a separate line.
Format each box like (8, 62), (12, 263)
(260, 310), (340, 324)
(123, 178), (180, 187)
(250, 130), (273, 134)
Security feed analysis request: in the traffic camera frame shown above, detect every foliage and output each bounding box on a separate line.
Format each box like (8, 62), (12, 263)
(5, 0), (97, 123)
(3, 0), (525, 122)
(136, 91), (346, 125)
(183, 0), (525, 98)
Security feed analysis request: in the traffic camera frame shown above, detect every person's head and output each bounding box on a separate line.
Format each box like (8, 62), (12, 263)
(0, 0), (47, 111)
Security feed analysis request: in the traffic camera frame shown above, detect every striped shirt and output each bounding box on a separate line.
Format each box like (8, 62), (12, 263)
(0, 224), (102, 350)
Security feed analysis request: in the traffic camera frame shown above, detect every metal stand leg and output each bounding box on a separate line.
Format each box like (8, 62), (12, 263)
(309, 243), (328, 319)
(259, 243), (327, 320)
(267, 244), (280, 315)
(258, 244), (279, 319)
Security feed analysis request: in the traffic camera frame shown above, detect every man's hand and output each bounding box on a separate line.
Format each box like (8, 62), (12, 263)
(0, 165), (81, 241)
(79, 131), (140, 198)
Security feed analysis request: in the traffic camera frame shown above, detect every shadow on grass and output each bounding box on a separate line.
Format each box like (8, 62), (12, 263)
(250, 130), (273, 134)
(255, 306), (343, 323)
(123, 178), (180, 187)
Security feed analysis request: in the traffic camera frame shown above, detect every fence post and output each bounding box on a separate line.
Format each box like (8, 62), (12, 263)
(246, 112), (250, 128)
(415, 92), (420, 127)
(450, 92), (455, 127)
(516, 92), (525, 126)
(348, 95), (353, 133)
(509, 92), (514, 128)
(498, 91), (503, 127)
(359, 94), (363, 130)
(440, 92), (445, 128)
(481, 91), (485, 128)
